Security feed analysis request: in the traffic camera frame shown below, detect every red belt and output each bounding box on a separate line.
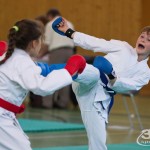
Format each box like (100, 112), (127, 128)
(0, 98), (25, 114)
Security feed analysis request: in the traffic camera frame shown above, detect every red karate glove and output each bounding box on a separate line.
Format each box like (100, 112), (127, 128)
(65, 54), (86, 76)
(0, 41), (7, 56)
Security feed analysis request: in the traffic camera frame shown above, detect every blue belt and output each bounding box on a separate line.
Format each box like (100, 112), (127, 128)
(99, 70), (116, 114)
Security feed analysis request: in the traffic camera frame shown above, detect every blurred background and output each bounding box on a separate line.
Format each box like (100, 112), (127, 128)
(0, 0), (150, 95)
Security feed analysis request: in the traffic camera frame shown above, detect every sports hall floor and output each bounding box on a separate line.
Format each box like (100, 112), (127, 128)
(19, 94), (150, 149)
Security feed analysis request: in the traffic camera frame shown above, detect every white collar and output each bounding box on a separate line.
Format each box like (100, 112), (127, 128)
(14, 48), (30, 58)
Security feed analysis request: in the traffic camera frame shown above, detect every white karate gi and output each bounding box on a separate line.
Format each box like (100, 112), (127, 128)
(72, 32), (150, 150)
(0, 48), (72, 150)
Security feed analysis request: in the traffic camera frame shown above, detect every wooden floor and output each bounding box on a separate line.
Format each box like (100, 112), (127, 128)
(20, 94), (150, 149)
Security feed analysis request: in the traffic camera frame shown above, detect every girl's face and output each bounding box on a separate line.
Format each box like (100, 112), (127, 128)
(29, 36), (42, 57)
(136, 32), (150, 58)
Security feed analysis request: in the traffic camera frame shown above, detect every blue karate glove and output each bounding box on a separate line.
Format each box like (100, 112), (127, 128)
(52, 17), (65, 36)
(93, 56), (116, 80)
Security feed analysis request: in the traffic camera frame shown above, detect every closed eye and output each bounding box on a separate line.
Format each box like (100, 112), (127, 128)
(140, 35), (145, 38)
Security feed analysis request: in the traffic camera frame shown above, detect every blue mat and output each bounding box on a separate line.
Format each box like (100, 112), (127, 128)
(18, 119), (85, 133)
(33, 144), (150, 150)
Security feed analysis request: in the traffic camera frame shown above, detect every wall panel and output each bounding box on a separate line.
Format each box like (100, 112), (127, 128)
(0, 0), (141, 45)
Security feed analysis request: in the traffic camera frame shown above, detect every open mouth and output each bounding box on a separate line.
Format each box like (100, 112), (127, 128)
(138, 44), (145, 49)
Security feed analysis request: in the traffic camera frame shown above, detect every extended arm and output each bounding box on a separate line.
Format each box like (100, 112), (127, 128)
(13, 54), (86, 96)
(52, 17), (120, 53)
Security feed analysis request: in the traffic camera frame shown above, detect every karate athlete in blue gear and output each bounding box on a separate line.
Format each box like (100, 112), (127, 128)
(51, 17), (150, 150)
(37, 56), (116, 150)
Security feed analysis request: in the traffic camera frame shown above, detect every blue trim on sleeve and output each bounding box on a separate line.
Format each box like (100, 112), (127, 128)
(36, 62), (65, 77)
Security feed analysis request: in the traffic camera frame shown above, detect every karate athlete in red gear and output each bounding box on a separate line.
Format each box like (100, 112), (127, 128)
(52, 17), (150, 150)
(0, 19), (86, 150)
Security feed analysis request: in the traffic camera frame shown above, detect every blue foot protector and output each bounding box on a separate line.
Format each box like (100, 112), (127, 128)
(93, 56), (113, 75)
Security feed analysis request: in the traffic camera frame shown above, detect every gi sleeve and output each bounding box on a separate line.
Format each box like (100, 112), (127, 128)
(12, 57), (72, 96)
(110, 72), (150, 93)
(73, 32), (121, 53)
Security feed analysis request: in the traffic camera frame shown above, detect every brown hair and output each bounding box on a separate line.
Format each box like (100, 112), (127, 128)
(141, 26), (150, 34)
(46, 8), (61, 18)
(1, 19), (43, 64)
(35, 15), (49, 26)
